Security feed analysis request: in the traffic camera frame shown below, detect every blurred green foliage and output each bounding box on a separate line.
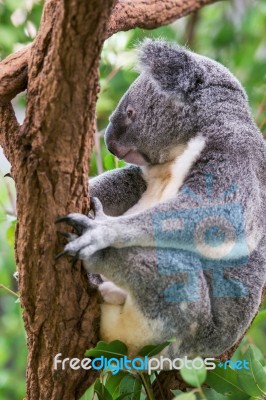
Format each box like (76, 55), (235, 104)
(0, 0), (266, 399)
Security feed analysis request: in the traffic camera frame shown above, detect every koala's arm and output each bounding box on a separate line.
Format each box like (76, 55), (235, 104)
(89, 165), (147, 217)
(60, 160), (263, 260)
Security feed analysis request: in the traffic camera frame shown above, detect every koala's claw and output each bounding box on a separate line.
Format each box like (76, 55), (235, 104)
(54, 250), (67, 260)
(55, 214), (91, 235)
(54, 249), (81, 263)
(55, 200), (112, 263)
(57, 230), (78, 241)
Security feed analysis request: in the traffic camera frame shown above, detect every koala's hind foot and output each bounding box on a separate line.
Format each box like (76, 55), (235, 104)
(98, 281), (128, 305)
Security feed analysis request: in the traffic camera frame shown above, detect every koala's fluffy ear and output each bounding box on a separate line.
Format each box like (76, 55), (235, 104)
(137, 39), (203, 93)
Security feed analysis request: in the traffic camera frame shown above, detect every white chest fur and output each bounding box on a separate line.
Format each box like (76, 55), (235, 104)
(124, 135), (206, 216)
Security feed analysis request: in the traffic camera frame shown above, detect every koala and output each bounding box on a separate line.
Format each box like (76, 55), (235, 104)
(56, 39), (266, 359)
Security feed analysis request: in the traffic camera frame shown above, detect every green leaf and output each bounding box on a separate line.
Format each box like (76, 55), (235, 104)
(206, 365), (248, 399)
(248, 344), (264, 362)
(173, 393), (196, 400)
(80, 382), (95, 399)
(105, 371), (128, 397)
(116, 394), (137, 400)
(116, 375), (142, 400)
(86, 340), (128, 360)
(171, 390), (183, 396)
(237, 346), (266, 397)
(104, 153), (116, 171)
(94, 379), (113, 400)
(138, 338), (175, 357)
(118, 159), (126, 168)
(231, 337), (249, 362)
(248, 397), (262, 400)
(6, 220), (16, 246)
(180, 358), (206, 387)
(203, 388), (230, 400)
(251, 310), (266, 327)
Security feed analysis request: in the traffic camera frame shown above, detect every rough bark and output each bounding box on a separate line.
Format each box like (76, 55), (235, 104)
(1, 0), (115, 398)
(0, 0), (220, 105)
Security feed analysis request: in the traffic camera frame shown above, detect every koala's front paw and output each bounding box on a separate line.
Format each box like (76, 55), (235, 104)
(55, 198), (117, 261)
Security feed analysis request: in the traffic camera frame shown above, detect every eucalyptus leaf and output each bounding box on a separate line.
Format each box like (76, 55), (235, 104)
(248, 344), (264, 362)
(94, 379), (113, 400)
(251, 310), (266, 327)
(180, 358), (206, 387)
(138, 338), (175, 357)
(203, 388), (230, 400)
(173, 392), (196, 400)
(171, 390), (183, 396)
(105, 371), (128, 397)
(6, 220), (16, 245)
(237, 346), (266, 397)
(80, 382), (95, 400)
(205, 366), (248, 399)
(104, 153), (116, 170)
(116, 375), (142, 400)
(86, 340), (128, 359)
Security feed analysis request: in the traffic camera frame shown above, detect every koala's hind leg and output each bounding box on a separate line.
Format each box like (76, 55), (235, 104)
(82, 248), (167, 355)
(98, 280), (128, 305)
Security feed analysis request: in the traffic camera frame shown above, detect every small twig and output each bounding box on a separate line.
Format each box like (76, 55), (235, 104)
(105, 65), (122, 83)
(5, 176), (16, 216)
(138, 372), (155, 400)
(255, 93), (266, 123)
(154, 371), (167, 400)
(184, 10), (200, 49)
(96, 129), (105, 138)
(0, 283), (19, 297)
(259, 117), (266, 130)
(197, 386), (206, 399)
(100, 66), (122, 95)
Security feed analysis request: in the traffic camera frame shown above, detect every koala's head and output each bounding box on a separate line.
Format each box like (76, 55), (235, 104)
(105, 39), (246, 166)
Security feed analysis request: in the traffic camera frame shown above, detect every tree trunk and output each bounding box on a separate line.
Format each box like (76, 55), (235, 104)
(4, 0), (115, 398)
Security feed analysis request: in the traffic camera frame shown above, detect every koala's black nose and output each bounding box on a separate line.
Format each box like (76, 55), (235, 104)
(107, 141), (118, 156)
(105, 122), (115, 146)
(104, 122), (117, 155)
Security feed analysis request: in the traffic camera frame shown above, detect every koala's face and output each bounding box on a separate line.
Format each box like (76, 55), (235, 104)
(104, 39), (246, 166)
(105, 75), (194, 166)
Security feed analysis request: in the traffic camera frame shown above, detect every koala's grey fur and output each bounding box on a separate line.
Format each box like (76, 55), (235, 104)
(57, 39), (266, 359)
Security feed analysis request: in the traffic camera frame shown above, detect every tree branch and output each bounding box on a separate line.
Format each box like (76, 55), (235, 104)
(0, 47), (29, 106)
(107, 0), (218, 35)
(0, 103), (19, 167)
(0, 0), (220, 105)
